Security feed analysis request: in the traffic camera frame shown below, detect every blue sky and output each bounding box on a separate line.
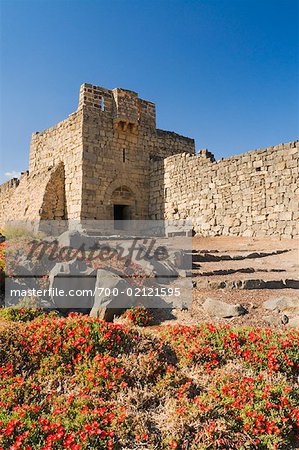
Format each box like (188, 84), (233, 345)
(0, 0), (298, 183)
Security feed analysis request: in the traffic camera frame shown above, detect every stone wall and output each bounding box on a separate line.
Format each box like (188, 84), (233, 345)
(0, 168), (63, 223)
(0, 178), (20, 221)
(40, 163), (66, 220)
(149, 141), (299, 238)
(0, 109), (83, 224)
(154, 129), (195, 160)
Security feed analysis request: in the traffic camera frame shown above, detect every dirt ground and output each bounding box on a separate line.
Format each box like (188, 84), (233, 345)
(161, 236), (299, 327)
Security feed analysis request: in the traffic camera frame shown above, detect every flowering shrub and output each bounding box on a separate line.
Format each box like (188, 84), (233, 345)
(123, 305), (153, 326)
(0, 306), (56, 322)
(0, 316), (298, 449)
(0, 242), (5, 287)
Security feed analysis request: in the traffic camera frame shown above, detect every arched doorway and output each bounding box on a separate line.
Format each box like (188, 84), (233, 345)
(110, 186), (136, 229)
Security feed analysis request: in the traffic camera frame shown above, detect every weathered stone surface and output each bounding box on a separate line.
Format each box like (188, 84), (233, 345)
(287, 316), (299, 329)
(115, 241), (180, 280)
(285, 279), (299, 289)
(202, 298), (247, 318)
(49, 259), (96, 310)
(150, 140), (298, 238)
(263, 298), (283, 311)
(263, 297), (299, 313)
(89, 269), (132, 322)
(263, 315), (281, 326)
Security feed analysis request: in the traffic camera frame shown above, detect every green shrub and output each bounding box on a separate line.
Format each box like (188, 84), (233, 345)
(0, 305), (57, 322)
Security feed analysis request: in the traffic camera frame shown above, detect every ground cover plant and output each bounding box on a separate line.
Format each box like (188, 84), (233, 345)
(0, 310), (298, 449)
(0, 241), (4, 288)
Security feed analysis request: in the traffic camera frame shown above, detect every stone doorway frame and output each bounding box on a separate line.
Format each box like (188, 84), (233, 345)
(103, 179), (139, 221)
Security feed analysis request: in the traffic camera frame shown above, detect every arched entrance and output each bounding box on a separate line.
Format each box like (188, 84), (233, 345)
(110, 186), (136, 229)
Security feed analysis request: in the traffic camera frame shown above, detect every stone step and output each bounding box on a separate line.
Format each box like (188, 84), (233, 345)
(192, 249), (290, 262)
(195, 267), (286, 276)
(195, 278), (299, 290)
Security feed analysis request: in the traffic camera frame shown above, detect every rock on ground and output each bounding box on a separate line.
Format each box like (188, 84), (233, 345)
(202, 297), (247, 318)
(263, 296), (299, 314)
(90, 269), (133, 322)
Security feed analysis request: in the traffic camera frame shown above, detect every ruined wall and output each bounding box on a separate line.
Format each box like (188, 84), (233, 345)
(0, 179), (20, 221)
(40, 163), (66, 220)
(0, 111), (83, 224)
(28, 110), (84, 219)
(150, 141), (299, 238)
(154, 129), (195, 159)
(0, 167), (65, 223)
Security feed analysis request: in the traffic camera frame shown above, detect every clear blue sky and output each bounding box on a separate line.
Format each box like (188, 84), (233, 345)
(0, 0), (298, 183)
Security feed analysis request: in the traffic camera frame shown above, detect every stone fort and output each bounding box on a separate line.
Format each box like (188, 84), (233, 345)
(0, 83), (298, 238)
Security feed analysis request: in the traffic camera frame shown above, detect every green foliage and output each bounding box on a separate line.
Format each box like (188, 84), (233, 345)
(2, 225), (43, 240)
(0, 305), (58, 322)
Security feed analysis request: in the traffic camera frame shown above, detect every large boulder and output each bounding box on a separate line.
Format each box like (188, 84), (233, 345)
(263, 296), (299, 314)
(202, 298), (247, 318)
(90, 269), (134, 322)
(48, 259), (96, 310)
(115, 241), (180, 279)
(89, 268), (174, 321)
(57, 230), (96, 249)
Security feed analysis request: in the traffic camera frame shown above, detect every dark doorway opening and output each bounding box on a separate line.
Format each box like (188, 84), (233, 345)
(114, 204), (131, 229)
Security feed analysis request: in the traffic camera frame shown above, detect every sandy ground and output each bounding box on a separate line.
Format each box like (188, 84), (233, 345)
(159, 236), (299, 327)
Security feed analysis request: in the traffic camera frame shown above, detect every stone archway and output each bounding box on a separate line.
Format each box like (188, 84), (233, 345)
(103, 179), (140, 221)
(110, 186), (136, 228)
